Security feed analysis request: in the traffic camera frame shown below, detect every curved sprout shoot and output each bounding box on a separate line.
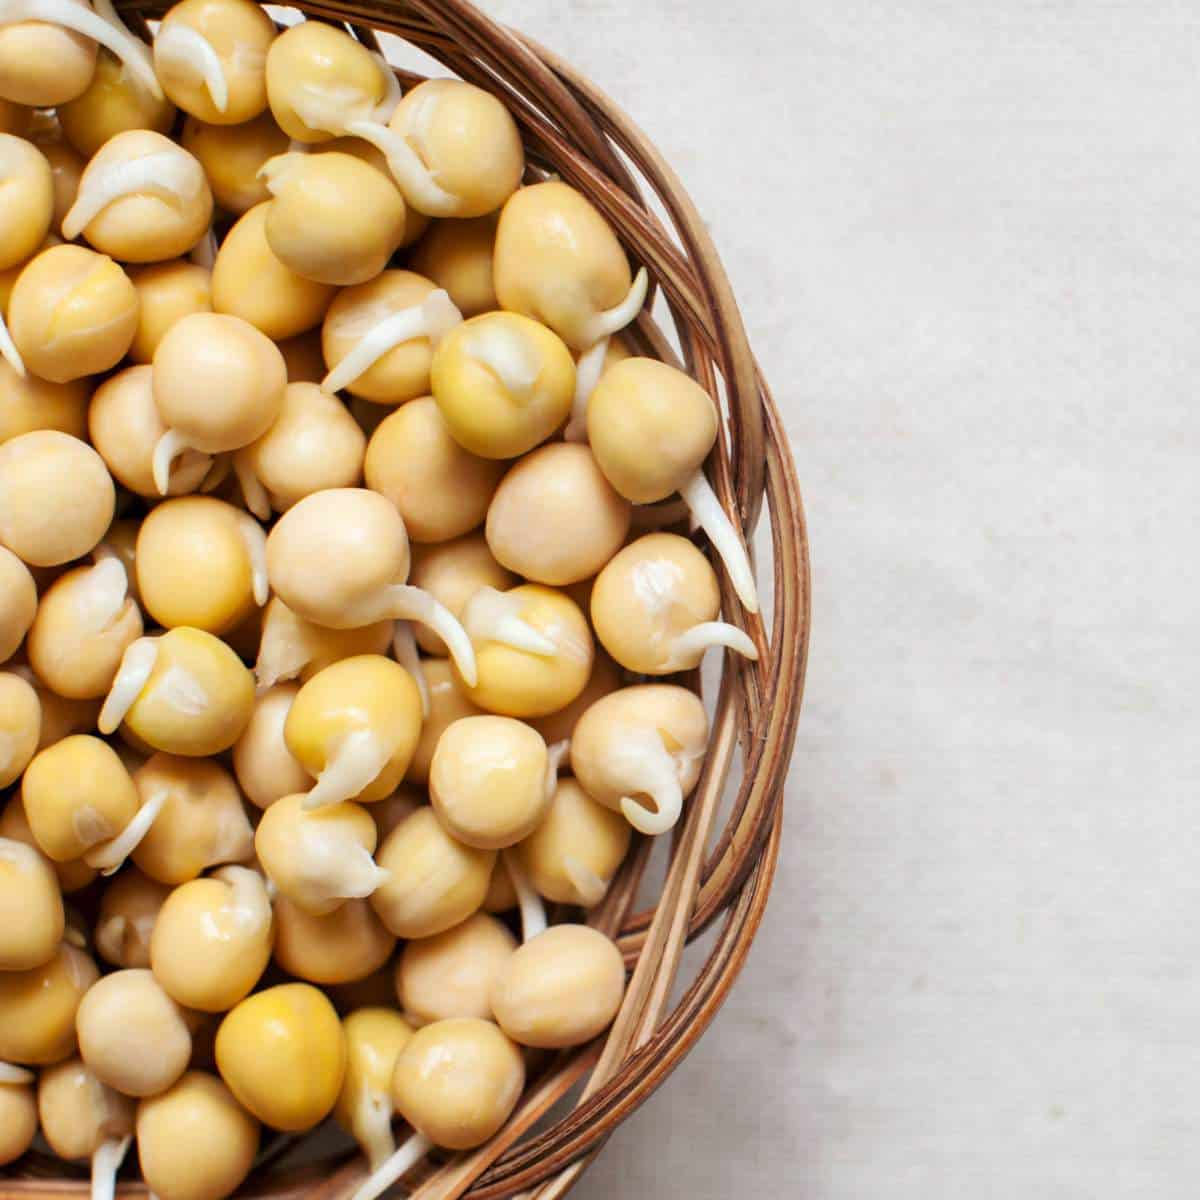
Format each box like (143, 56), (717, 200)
(503, 849), (546, 943)
(606, 723), (683, 837)
(577, 268), (648, 349)
(341, 584), (476, 687)
(84, 786), (168, 875)
(461, 320), (541, 402)
(212, 865), (272, 934)
(544, 738), (569, 800)
(370, 52), (401, 123)
(563, 854), (608, 908)
(234, 449), (272, 520)
(233, 511), (269, 607)
(391, 621), (428, 717)
(99, 636), (160, 733)
(91, 0), (156, 90)
(342, 117), (455, 215)
(300, 727), (390, 811)
(95, 908), (154, 965)
(660, 621), (758, 672)
(463, 587), (555, 657)
(0, 1061), (33, 1085)
(74, 556), (132, 635)
(678, 470), (759, 614)
(64, 150), (207, 240)
(254, 602), (313, 691)
(199, 452), (231, 493)
(0, 0), (162, 97)
(348, 1131), (433, 1200)
(151, 428), (197, 496)
(0, 313), (26, 377)
(321, 289), (461, 395)
(352, 1082), (397, 1173)
(189, 226), (218, 269)
(154, 23), (228, 113)
(563, 336), (608, 442)
(91, 1134), (132, 1200)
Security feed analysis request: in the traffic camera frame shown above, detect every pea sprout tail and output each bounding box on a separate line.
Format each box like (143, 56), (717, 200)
(199, 452), (231, 492)
(463, 586), (556, 657)
(301, 727), (391, 810)
(0, 312), (26, 378)
(90, 1134), (132, 1200)
(503, 849), (547, 942)
(0, 1061), (33, 1084)
(461, 320), (541, 402)
(99, 635), (160, 733)
(93, 912), (127, 964)
(332, 843), (391, 902)
(564, 336), (608, 442)
(562, 854), (608, 908)
(369, 52), (402, 123)
(321, 289), (462, 395)
(0, 0), (162, 97)
(578, 267), (648, 348)
(209, 794), (255, 866)
(373, 584), (477, 687)
(391, 621), (429, 717)
(606, 723), (684, 836)
(64, 150), (206, 240)
(353, 1084), (397, 1173)
(89, 0), (157, 95)
(213, 865), (272, 934)
(678, 470), (759, 613)
(151, 428), (198, 496)
(254, 601), (313, 691)
(153, 23), (228, 112)
(232, 510), (269, 606)
(342, 117), (456, 215)
(347, 1130), (433, 1200)
(84, 786), (168, 874)
(544, 738), (570, 799)
(661, 620), (758, 671)
(233, 449), (272, 520)
(75, 556), (133, 636)
(257, 150), (302, 191)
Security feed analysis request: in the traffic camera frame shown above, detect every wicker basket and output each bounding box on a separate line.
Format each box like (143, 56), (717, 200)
(0, 1), (810, 1197)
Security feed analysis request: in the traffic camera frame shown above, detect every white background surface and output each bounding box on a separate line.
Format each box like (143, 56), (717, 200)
(467, 2), (1200, 1196)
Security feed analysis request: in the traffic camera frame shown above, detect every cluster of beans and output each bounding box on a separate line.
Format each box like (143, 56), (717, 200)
(0, 3), (761, 1199)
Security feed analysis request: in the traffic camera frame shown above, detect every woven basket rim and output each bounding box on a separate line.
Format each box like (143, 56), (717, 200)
(0, 3), (811, 1198)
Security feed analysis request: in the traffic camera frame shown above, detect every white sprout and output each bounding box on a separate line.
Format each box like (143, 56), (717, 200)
(502, 849), (546, 943)
(321, 288), (462, 395)
(233, 448), (272, 520)
(678, 470), (758, 613)
(370, 52), (401, 123)
(563, 854), (608, 908)
(0, 0), (161, 97)
(233, 511), (269, 606)
(340, 584), (477, 688)
(91, 1134), (132, 1200)
(150, 428), (197, 496)
(348, 1131), (433, 1200)
(660, 621), (758, 672)
(391, 622), (428, 717)
(72, 556), (132, 635)
(461, 319), (541, 400)
(212, 865), (272, 934)
(462, 587), (555, 657)
(63, 149), (206, 240)
(352, 1082), (397, 1173)
(84, 786), (168, 875)
(300, 728), (390, 812)
(153, 23), (228, 112)
(199, 453), (231, 493)
(189, 226), (218, 269)
(341, 117), (455, 215)
(544, 738), (569, 800)
(563, 336), (608, 442)
(0, 314), (25, 377)
(94, 907), (155, 967)
(254, 599), (315, 691)
(0, 1062), (33, 1084)
(576, 268), (648, 349)
(604, 723), (683, 837)
(98, 636), (159, 733)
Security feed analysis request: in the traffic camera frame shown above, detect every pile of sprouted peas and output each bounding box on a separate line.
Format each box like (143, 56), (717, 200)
(0, 3), (761, 1198)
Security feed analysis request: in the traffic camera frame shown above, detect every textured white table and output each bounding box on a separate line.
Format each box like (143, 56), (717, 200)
(460, 3), (1197, 1196)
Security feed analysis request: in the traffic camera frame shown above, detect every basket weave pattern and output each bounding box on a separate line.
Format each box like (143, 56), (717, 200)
(0, 2), (810, 1197)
